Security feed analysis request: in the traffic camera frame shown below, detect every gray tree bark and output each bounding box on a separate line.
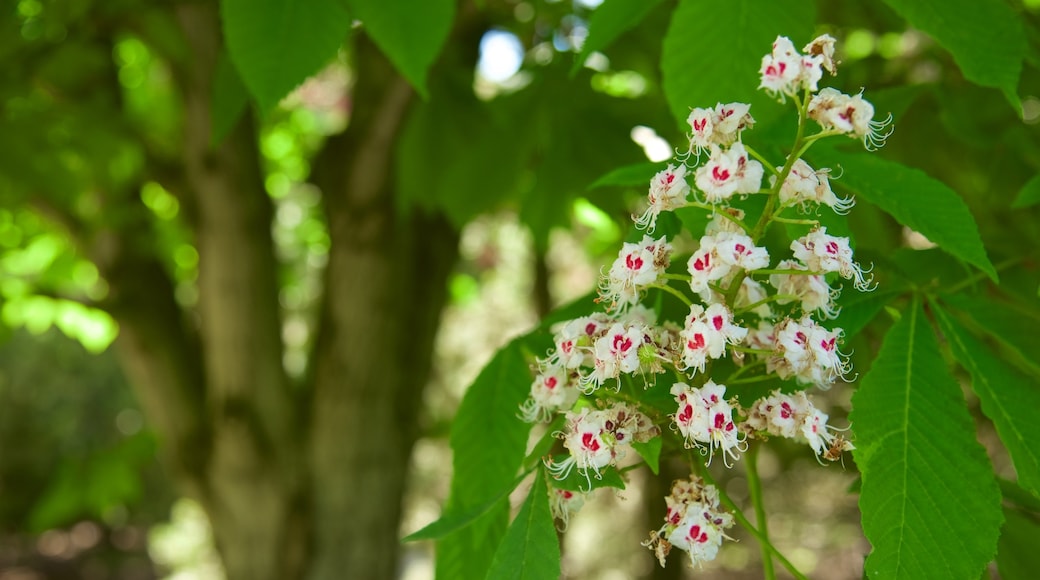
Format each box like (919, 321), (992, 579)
(87, 3), (461, 579)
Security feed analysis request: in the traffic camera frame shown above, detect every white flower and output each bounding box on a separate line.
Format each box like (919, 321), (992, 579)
(770, 315), (850, 388)
(808, 88), (893, 150)
(645, 476), (734, 568)
(636, 164), (691, 231)
(685, 103), (754, 157)
(713, 231), (770, 271)
(769, 258), (841, 318)
(600, 235), (672, 310)
(791, 227), (875, 291)
(772, 159), (854, 214)
(545, 314), (610, 369)
(694, 143), (764, 203)
(759, 36), (804, 99)
(671, 380), (746, 466)
(585, 322), (646, 391)
(548, 488), (586, 531)
(519, 364), (580, 422)
(745, 389), (854, 461)
(803, 34), (838, 75)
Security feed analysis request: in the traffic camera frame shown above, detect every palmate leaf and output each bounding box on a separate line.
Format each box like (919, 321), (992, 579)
(486, 472), (561, 580)
(660, 0), (814, 129)
(221, 0), (350, 112)
(810, 149), (997, 282)
(881, 0), (1025, 111)
(851, 298), (1002, 579)
(931, 300), (1040, 499)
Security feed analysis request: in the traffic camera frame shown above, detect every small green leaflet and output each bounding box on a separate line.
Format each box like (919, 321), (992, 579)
(573, 0), (666, 76)
(851, 298), (1002, 579)
(880, 0), (1025, 112)
(660, 0), (814, 130)
(485, 472), (561, 580)
(632, 437), (662, 474)
(345, 0), (454, 99)
(1011, 174), (1040, 209)
(221, 0), (350, 112)
(810, 149), (997, 282)
(931, 300), (1040, 499)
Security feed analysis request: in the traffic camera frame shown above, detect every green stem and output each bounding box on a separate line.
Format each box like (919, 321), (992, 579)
(727, 373), (779, 385)
(726, 359), (766, 382)
(769, 215), (820, 226)
(744, 144), (780, 176)
(680, 201), (752, 233)
(649, 283), (693, 308)
(699, 466), (807, 580)
(747, 445), (776, 580)
(943, 256), (1022, 294)
(732, 346), (774, 355)
(660, 272), (691, 282)
(735, 293), (799, 315)
(751, 268), (826, 276)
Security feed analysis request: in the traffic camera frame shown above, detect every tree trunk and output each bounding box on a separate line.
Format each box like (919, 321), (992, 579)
(306, 37), (459, 579)
(99, 5), (460, 580)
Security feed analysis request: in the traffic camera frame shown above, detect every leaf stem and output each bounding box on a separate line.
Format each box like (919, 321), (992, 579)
(747, 445), (776, 580)
(699, 465), (807, 580)
(649, 283), (693, 307)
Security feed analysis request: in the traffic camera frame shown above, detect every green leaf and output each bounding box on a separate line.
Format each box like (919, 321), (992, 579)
(996, 508), (1040, 580)
(210, 51), (249, 146)
(810, 150), (997, 281)
(851, 298), (1002, 579)
(931, 300), (1040, 498)
(660, 0), (814, 129)
(549, 464), (626, 493)
(632, 437), (662, 475)
(404, 471), (530, 542)
(1011, 174), (1040, 209)
(573, 0), (666, 75)
(485, 473), (561, 580)
(940, 293), (1040, 380)
(880, 0), (1025, 111)
(345, 0), (454, 98)
(834, 288), (901, 340)
(438, 339), (534, 578)
(588, 161), (665, 189)
(221, 0), (350, 111)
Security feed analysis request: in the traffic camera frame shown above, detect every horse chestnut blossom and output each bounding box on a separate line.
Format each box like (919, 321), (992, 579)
(768, 315), (850, 388)
(769, 258), (841, 318)
(518, 34), (885, 574)
(792, 227), (876, 291)
(686, 102), (755, 155)
(746, 389), (855, 460)
(547, 404), (659, 488)
(772, 158), (854, 214)
(635, 164), (691, 231)
(519, 364), (580, 423)
(644, 477), (734, 568)
(695, 142), (764, 203)
(671, 381), (747, 466)
(599, 235), (671, 310)
(808, 87), (893, 150)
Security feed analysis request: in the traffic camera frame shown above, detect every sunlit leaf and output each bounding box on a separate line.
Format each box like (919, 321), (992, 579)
(851, 298), (1002, 579)
(222, 0), (350, 111)
(345, 0), (454, 98)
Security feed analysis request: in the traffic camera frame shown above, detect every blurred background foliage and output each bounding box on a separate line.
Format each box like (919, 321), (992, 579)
(0, 0), (1037, 578)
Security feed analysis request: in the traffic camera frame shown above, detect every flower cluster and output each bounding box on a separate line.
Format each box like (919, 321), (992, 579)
(643, 476), (734, 568)
(746, 389), (855, 461)
(517, 34), (887, 570)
